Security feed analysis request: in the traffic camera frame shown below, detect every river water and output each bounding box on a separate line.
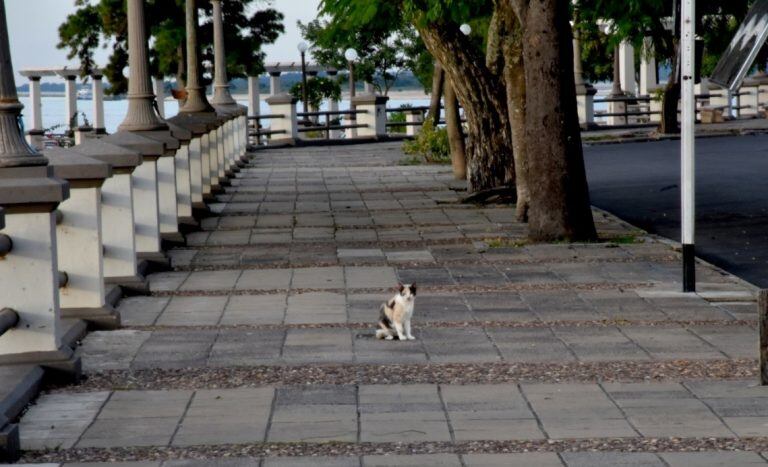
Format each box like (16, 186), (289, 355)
(18, 96), (432, 134)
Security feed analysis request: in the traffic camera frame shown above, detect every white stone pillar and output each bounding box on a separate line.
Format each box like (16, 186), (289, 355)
(405, 110), (423, 136)
(188, 136), (204, 207)
(265, 94), (298, 144)
(208, 128), (220, 189)
(269, 71), (281, 95)
(248, 76), (260, 117)
(26, 75), (44, 149)
(619, 41), (636, 95)
(154, 78), (166, 118)
(353, 94), (389, 138)
(92, 72), (106, 133)
(102, 171), (139, 281)
(200, 132), (212, 195)
(157, 154), (179, 235)
(639, 38), (657, 96)
(64, 74), (78, 130)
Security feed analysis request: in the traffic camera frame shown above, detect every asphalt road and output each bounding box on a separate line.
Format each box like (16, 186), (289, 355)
(584, 134), (768, 288)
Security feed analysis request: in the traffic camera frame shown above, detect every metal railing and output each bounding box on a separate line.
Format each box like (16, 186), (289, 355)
(247, 114), (286, 145)
(295, 109), (367, 140)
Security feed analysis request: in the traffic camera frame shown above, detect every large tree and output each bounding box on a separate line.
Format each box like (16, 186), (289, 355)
(58, 0), (284, 95)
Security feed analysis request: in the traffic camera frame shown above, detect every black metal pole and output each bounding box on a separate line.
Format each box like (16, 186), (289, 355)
(349, 60), (356, 129)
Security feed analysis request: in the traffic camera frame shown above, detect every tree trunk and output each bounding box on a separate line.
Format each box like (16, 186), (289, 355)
(498, 5), (530, 222)
(417, 21), (514, 193)
(517, 0), (597, 241)
(660, 43), (680, 134)
(444, 78), (466, 180)
(428, 63), (444, 127)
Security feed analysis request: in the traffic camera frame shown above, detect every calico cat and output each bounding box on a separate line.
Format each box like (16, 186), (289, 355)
(375, 283), (417, 340)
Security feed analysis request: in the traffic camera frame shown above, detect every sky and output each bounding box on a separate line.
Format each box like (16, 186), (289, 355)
(6, 0), (321, 84)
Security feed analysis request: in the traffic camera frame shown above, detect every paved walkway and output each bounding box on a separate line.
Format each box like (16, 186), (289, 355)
(12, 142), (768, 466)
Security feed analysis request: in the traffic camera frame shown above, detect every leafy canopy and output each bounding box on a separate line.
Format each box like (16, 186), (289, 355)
(58, 0), (284, 95)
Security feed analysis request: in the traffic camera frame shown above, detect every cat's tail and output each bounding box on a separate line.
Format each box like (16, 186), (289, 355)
(375, 329), (390, 340)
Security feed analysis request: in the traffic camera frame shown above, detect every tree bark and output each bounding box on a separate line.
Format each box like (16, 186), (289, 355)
(515, 0), (597, 241)
(417, 21), (514, 193)
(428, 63), (444, 127)
(444, 78), (466, 180)
(499, 7), (530, 222)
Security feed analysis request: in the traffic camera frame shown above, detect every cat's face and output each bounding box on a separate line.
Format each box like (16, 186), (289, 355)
(397, 283), (417, 300)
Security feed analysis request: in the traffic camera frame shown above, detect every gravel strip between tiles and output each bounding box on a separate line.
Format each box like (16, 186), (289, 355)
(122, 318), (757, 333)
(49, 360), (756, 392)
(21, 438), (768, 463)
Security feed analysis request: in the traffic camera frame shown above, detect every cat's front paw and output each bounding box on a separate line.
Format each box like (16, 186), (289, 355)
(406, 335), (415, 340)
(385, 335), (394, 340)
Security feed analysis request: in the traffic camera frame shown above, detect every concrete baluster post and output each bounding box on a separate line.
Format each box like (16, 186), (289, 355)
(92, 71), (106, 134)
(265, 93), (298, 145)
(45, 148), (117, 328)
(74, 139), (145, 292)
(405, 109), (423, 136)
(0, 0), (78, 380)
(608, 46), (627, 126)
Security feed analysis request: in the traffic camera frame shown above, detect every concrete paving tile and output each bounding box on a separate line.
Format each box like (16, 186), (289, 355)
(554, 327), (649, 362)
(660, 452), (768, 466)
(291, 267), (345, 289)
(66, 462), (161, 467)
(338, 248), (385, 258)
(489, 328), (575, 363)
(236, 269), (292, 290)
(560, 452), (663, 466)
(621, 326), (725, 360)
(346, 266), (398, 289)
(268, 420), (358, 442)
(180, 270), (241, 291)
(463, 453), (565, 467)
(117, 296), (169, 326)
(165, 459), (258, 467)
(148, 272), (190, 292)
(78, 330), (151, 372)
(421, 328), (499, 363)
(263, 457), (360, 467)
(689, 325), (756, 359)
(363, 454), (461, 466)
(722, 416), (768, 436)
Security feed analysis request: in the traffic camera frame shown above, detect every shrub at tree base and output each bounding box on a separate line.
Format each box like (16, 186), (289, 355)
(403, 120), (450, 164)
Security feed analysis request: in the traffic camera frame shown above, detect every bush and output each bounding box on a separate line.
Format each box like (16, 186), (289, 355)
(388, 103), (413, 134)
(403, 119), (450, 164)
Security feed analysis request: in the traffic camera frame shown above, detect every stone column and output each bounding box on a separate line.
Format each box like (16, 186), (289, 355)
(210, 0), (242, 175)
(264, 93), (298, 144)
(269, 71), (281, 95)
(25, 74), (43, 149)
(0, 0), (77, 377)
(63, 73), (78, 130)
(353, 94), (389, 139)
(117, 0), (178, 264)
(619, 40), (636, 96)
(639, 37), (657, 96)
(154, 77), (166, 118)
(179, 0), (220, 197)
(92, 72), (106, 134)
(573, 26), (596, 128)
(405, 109), (423, 136)
(327, 69), (341, 138)
(248, 76), (260, 117)
(608, 46), (627, 126)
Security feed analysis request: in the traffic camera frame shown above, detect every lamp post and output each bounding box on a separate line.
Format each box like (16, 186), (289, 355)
(345, 48), (358, 137)
(298, 41), (309, 117)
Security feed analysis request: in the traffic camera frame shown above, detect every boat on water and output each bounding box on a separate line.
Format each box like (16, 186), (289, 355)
(76, 88), (92, 100)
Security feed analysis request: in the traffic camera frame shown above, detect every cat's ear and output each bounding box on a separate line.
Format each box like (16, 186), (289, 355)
(411, 283), (417, 296)
(397, 283), (405, 293)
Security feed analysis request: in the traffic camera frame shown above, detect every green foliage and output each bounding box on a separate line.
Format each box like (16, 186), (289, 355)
(387, 104), (412, 134)
(289, 76), (342, 109)
(403, 119), (450, 164)
(58, 0), (284, 95)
